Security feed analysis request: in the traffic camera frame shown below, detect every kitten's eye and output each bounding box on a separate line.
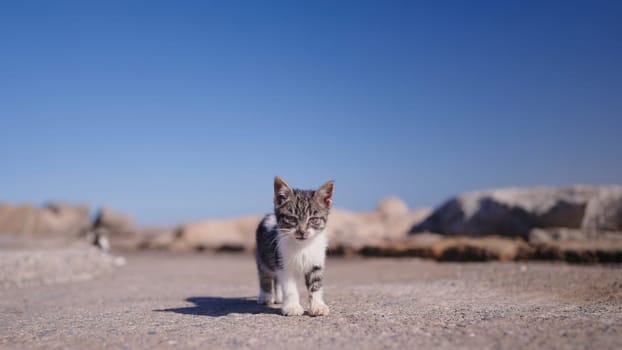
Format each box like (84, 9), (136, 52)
(281, 215), (297, 225)
(308, 217), (323, 226)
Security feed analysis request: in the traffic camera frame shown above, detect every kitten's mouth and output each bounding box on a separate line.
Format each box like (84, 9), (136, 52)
(295, 234), (307, 240)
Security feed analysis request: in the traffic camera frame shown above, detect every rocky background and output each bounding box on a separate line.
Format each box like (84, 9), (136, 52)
(1, 185), (622, 263)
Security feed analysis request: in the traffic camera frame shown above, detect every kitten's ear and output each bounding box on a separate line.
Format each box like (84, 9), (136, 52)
(315, 180), (335, 209)
(274, 176), (293, 207)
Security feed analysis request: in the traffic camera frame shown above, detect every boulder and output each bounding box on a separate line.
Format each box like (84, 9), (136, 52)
(136, 227), (179, 250)
(528, 227), (597, 244)
(0, 204), (44, 234)
(93, 206), (136, 235)
(431, 236), (530, 262)
(376, 196), (409, 220)
(0, 202), (91, 236)
(327, 209), (387, 254)
(175, 215), (262, 252)
(384, 209), (432, 239)
(91, 207), (159, 250)
(581, 187), (622, 231)
(327, 206), (430, 253)
(359, 232), (442, 258)
(360, 233), (530, 261)
(42, 202), (92, 236)
(410, 186), (622, 238)
(528, 227), (622, 263)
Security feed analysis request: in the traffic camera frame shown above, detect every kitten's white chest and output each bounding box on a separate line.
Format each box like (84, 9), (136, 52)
(280, 232), (327, 272)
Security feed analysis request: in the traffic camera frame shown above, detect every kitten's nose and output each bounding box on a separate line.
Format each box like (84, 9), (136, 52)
(295, 229), (307, 240)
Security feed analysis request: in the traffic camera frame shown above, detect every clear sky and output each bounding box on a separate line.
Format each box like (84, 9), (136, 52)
(1, 1), (621, 225)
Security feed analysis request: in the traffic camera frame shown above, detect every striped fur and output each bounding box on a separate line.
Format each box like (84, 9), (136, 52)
(305, 265), (323, 292)
(255, 177), (334, 316)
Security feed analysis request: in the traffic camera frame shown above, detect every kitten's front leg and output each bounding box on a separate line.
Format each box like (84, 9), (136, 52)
(306, 265), (329, 316)
(274, 278), (283, 304)
(277, 270), (304, 316)
(257, 269), (275, 305)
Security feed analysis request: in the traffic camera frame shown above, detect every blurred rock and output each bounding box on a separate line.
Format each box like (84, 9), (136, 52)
(135, 226), (179, 250)
(376, 196), (409, 220)
(411, 186), (622, 238)
(528, 228), (594, 244)
(361, 234), (530, 261)
(527, 227), (622, 263)
(4, 188), (621, 264)
(385, 209), (432, 239)
(327, 209), (384, 253)
(0, 204), (40, 233)
(93, 206), (136, 235)
(43, 202), (92, 236)
(327, 204), (431, 254)
(359, 232), (441, 258)
(174, 215), (262, 252)
(0, 202), (91, 237)
(93, 207), (177, 249)
(529, 238), (622, 263)
(431, 236), (531, 262)
(582, 187), (622, 231)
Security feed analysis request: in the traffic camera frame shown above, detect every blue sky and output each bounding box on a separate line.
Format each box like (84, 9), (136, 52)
(1, 0), (621, 225)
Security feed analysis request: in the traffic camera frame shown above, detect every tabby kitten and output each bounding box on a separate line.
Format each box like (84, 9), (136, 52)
(255, 176), (334, 316)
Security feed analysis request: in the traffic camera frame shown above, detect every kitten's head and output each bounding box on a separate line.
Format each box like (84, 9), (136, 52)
(273, 176), (334, 241)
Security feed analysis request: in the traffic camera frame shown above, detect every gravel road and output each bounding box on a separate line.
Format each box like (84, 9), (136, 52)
(1, 251), (621, 349)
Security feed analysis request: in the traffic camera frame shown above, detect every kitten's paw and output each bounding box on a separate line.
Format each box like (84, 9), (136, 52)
(257, 293), (274, 305)
(281, 303), (304, 316)
(308, 301), (330, 317)
(274, 287), (283, 304)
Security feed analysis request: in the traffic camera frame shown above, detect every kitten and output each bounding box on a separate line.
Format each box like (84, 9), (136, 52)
(255, 176), (334, 316)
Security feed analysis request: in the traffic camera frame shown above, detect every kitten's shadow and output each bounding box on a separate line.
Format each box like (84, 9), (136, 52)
(155, 297), (280, 317)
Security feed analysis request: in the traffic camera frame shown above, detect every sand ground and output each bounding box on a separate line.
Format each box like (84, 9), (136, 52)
(1, 251), (621, 349)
